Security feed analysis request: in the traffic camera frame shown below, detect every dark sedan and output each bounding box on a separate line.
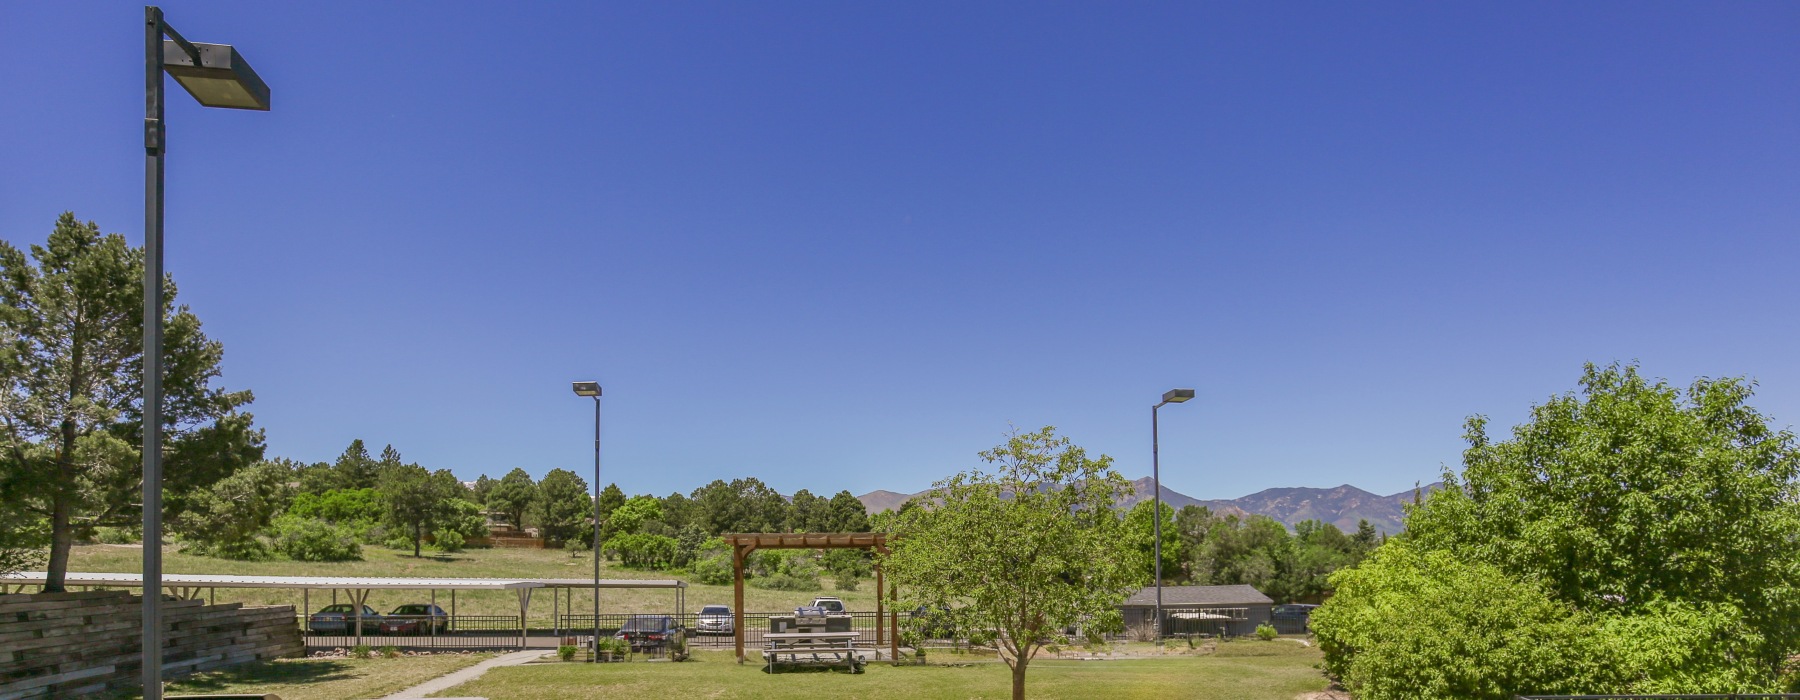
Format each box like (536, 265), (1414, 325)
(378, 603), (449, 635)
(307, 604), (382, 634)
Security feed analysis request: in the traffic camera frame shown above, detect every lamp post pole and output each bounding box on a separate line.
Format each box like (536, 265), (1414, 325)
(591, 393), (601, 658)
(572, 382), (603, 659)
(141, 10), (269, 696)
(1151, 388), (1194, 641)
(142, 9), (167, 697)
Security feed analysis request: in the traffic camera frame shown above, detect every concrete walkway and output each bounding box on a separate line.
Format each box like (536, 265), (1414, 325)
(378, 649), (544, 700)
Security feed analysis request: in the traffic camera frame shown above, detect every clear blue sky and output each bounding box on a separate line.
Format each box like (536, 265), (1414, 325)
(4, 2), (1796, 501)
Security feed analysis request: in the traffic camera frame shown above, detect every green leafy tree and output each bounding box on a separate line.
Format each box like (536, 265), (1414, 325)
(596, 483), (625, 528)
(826, 490), (870, 532)
(471, 474), (497, 505)
(659, 491), (697, 531)
(788, 489), (827, 531)
(380, 465), (462, 557)
(289, 487), (382, 539)
(1404, 363), (1800, 675)
(1123, 500), (1179, 585)
(535, 468), (590, 544)
(171, 460), (294, 559)
(0, 213), (263, 591)
(485, 467), (536, 530)
(881, 427), (1137, 700)
(691, 477), (787, 534)
(607, 495), (662, 536)
(328, 440), (381, 491)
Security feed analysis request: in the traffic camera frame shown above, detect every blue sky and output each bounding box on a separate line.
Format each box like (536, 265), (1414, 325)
(3, 2), (1796, 501)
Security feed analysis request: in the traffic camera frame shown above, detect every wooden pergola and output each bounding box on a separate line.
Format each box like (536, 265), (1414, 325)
(723, 532), (897, 663)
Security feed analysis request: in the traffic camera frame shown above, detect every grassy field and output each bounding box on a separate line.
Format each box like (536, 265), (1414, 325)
(66, 543), (879, 620)
(439, 643), (1327, 700)
(142, 653), (493, 700)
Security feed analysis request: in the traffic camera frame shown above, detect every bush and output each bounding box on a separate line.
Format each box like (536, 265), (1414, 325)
(379, 645), (401, 659)
(557, 645), (578, 662)
(432, 529), (465, 553)
(384, 533), (415, 551)
(1312, 543), (1612, 700)
(94, 526), (140, 544)
(691, 551), (733, 585)
(751, 573), (821, 592)
(288, 488), (382, 541)
(1255, 624), (1278, 641)
(834, 570), (859, 592)
(272, 515), (363, 562)
(350, 644), (373, 659)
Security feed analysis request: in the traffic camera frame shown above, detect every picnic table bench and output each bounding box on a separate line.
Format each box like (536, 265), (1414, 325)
(762, 631), (863, 673)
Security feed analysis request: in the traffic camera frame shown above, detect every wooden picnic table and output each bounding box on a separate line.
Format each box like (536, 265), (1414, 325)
(762, 631), (863, 673)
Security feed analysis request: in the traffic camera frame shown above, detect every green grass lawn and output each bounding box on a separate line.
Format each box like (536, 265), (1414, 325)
(66, 543), (875, 620)
(143, 653), (493, 700)
(437, 642), (1327, 700)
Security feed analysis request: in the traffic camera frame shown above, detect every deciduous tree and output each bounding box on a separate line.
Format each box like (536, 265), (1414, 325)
(881, 427), (1137, 700)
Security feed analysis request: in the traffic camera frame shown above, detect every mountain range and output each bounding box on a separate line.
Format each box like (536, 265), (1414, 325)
(858, 479), (1441, 535)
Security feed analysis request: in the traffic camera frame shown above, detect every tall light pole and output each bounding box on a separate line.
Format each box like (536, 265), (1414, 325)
(571, 381), (603, 660)
(1151, 388), (1194, 641)
(143, 7), (269, 699)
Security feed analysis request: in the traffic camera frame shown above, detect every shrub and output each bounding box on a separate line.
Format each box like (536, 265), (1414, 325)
(833, 570), (859, 592)
(432, 529), (465, 553)
(751, 573), (821, 592)
(350, 644), (373, 659)
(1312, 543), (1612, 700)
(94, 526), (140, 544)
(1255, 624), (1278, 641)
(272, 515), (363, 562)
(379, 645), (401, 659)
(691, 551), (733, 585)
(557, 645), (578, 662)
(384, 533), (415, 551)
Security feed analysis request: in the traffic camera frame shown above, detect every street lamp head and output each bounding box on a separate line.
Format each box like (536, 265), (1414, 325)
(1161, 388), (1196, 404)
(571, 381), (602, 397)
(163, 41), (270, 110)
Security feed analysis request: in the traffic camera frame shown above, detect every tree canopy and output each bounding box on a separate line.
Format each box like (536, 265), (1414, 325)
(881, 427), (1138, 700)
(0, 213), (262, 590)
(1315, 363), (1800, 697)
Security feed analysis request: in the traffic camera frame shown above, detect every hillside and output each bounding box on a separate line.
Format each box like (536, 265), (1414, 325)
(859, 480), (1441, 535)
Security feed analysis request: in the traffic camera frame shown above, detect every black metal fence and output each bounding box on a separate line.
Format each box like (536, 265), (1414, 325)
(300, 614), (529, 650)
(558, 611), (894, 649)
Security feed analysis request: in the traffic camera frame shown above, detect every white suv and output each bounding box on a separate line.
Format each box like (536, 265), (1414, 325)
(810, 596), (847, 613)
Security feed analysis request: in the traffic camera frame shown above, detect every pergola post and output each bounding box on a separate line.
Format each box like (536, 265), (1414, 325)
(874, 565), (884, 648)
(732, 542), (748, 663)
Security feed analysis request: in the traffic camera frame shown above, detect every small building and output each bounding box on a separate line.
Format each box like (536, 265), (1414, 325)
(1119, 584), (1274, 637)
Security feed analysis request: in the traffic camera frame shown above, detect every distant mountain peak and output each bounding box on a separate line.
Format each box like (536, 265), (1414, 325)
(858, 479), (1441, 535)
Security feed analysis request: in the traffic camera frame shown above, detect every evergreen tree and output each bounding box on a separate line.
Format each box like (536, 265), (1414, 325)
(485, 467), (536, 530)
(0, 213), (262, 591)
(535, 468), (590, 544)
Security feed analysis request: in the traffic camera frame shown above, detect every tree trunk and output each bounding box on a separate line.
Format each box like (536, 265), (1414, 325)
(44, 495), (72, 592)
(1010, 657), (1028, 700)
(414, 523), (422, 557)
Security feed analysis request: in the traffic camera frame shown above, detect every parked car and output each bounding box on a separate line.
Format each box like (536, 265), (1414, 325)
(695, 605), (734, 635)
(378, 603), (449, 635)
(1272, 604), (1319, 618)
(614, 614), (680, 652)
(307, 604), (382, 634)
(810, 596), (847, 613)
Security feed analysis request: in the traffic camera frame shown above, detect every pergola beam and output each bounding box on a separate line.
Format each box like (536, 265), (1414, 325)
(723, 532), (895, 664)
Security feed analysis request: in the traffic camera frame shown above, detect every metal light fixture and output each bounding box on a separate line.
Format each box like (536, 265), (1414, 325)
(162, 41), (270, 110)
(142, 8), (270, 700)
(572, 381), (602, 397)
(1151, 387), (1196, 642)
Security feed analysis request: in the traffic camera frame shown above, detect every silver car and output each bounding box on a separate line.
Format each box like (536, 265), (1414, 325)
(695, 604), (734, 635)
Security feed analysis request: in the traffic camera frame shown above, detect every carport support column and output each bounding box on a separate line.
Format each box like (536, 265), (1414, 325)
(518, 588), (533, 649)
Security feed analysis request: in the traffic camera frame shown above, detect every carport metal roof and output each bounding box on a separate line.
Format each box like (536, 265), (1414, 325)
(3, 572), (541, 590)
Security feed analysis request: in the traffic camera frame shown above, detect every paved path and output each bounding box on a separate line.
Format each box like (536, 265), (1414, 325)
(378, 649), (544, 700)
